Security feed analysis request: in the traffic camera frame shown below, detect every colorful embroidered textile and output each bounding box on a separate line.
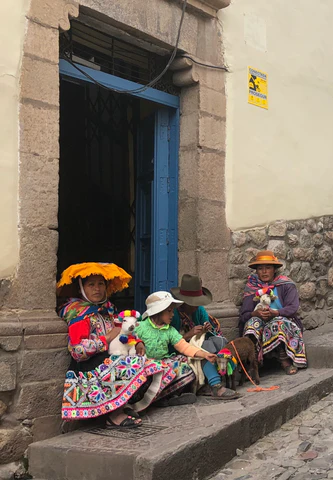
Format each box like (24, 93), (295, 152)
(59, 298), (115, 326)
(62, 355), (170, 419)
(217, 348), (237, 376)
(243, 317), (307, 368)
(60, 299), (196, 419)
(58, 298), (116, 362)
(62, 353), (196, 419)
(153, 355), (196, 400)
(243, 274), (295, 298)
(239, 282), (303, 335)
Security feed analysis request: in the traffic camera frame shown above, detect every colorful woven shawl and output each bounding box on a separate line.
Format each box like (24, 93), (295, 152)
(58, 298), (115, 326)
(243, 274), (295, 298)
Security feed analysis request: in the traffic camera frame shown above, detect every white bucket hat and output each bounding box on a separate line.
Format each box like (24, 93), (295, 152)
(142, 291), (183, 319)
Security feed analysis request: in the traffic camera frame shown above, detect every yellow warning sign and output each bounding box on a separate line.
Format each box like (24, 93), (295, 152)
(248, 66), (268, 109)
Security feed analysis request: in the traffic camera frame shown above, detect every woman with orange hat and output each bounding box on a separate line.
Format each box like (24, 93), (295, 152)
(57, 262), (167, 428)
(239, 251), (307, 375)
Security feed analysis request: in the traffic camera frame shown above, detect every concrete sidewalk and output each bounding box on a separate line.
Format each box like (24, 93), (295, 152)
(29, 367), (333, 480)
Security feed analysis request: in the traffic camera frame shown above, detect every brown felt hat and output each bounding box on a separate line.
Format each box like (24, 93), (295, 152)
(170, 274), (213, 306)
(248, 250), (283, 269)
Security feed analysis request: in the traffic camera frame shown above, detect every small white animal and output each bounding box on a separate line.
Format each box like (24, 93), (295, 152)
(108, 310), (141, 356)
(254, 288), (277, 311)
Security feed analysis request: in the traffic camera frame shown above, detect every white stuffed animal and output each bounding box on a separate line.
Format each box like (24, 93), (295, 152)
(108, 310), (141, 356)
(254, 287), (277, 311)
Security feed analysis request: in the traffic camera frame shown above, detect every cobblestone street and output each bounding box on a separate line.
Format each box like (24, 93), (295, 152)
(211, 393), (333, 480)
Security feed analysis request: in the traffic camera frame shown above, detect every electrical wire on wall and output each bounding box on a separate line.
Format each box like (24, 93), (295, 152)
(178, 54), (229, 72)
(61, 0), (188, 94)
(60, 0), (229, 94)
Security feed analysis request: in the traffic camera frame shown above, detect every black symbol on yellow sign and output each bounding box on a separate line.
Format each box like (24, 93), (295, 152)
(249, 75), (261, 93)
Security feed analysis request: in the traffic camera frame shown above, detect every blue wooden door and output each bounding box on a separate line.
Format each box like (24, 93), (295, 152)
(135, 114), (154, 312)
(59, 61), (180, 313)
(135, 107), (179, 313)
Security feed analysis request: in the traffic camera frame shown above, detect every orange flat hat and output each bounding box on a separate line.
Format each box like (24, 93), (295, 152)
(56, 262), (131, 296)
(248, 250), (283, 269)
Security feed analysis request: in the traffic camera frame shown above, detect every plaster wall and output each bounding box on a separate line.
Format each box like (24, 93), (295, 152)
(0, 0), (30, 276)
(221, 0), (333, 230)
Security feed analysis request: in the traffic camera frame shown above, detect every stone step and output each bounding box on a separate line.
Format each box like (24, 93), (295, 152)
(28, 368), (333, 480)
(304, 325), (333, 368)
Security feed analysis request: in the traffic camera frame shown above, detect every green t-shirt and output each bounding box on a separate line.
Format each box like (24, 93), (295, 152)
(135, 318), (182, 360)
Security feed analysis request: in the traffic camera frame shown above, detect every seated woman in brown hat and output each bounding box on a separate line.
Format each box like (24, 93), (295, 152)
(170, 274), (238, 400)
(239, 251), (307, 375)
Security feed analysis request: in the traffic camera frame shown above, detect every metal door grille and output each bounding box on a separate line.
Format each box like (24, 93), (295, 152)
(60, 20), (180, 95)
(58, 78), (139, 307)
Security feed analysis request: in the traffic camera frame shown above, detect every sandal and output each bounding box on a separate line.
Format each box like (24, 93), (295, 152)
(105, 415), (142, 429)
(284, 364), (298, 375)
(123, 407), (140, 419)
(210, 384), (240, 400)
(197, 384), (213, 396)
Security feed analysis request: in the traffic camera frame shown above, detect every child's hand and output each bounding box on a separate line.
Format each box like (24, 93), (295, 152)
(135, 342), (145, 356)
(205, 353), (217, 364)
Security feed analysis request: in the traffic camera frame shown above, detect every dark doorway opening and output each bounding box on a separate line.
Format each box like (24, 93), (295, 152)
(58, 77), (157, 310)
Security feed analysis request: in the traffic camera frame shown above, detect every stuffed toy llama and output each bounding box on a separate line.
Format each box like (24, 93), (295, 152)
(108, 310), (141, 355)
(253, 287), (277, 311)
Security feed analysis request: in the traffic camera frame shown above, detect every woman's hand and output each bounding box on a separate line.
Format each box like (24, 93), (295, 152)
(105, 327), (121, 344)
(183, 325), (204, 341)
(135, 342), (145, 356)
(252, 308), (270, 320)
(252, 308), (278, 322)
(203, 321), (212, 332)
(269, 309), (279, 318)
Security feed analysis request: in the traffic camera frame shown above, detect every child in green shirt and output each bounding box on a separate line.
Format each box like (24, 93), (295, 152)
(136, 291), (216, 406)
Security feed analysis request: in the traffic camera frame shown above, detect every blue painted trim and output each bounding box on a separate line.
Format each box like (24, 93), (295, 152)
(152, 108), (169, 291)
(151, 107), (179, 293)
(59, 59), (180, 109)
(168, 108), (180, 290)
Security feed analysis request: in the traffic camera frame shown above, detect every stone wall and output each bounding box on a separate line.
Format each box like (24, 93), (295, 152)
(0, 0), (230, 473)
(229, 216), (333, 331)
(0, 314), (68, 470)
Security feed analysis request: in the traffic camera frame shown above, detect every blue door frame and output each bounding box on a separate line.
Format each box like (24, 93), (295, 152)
(59, 60), (180, 310)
